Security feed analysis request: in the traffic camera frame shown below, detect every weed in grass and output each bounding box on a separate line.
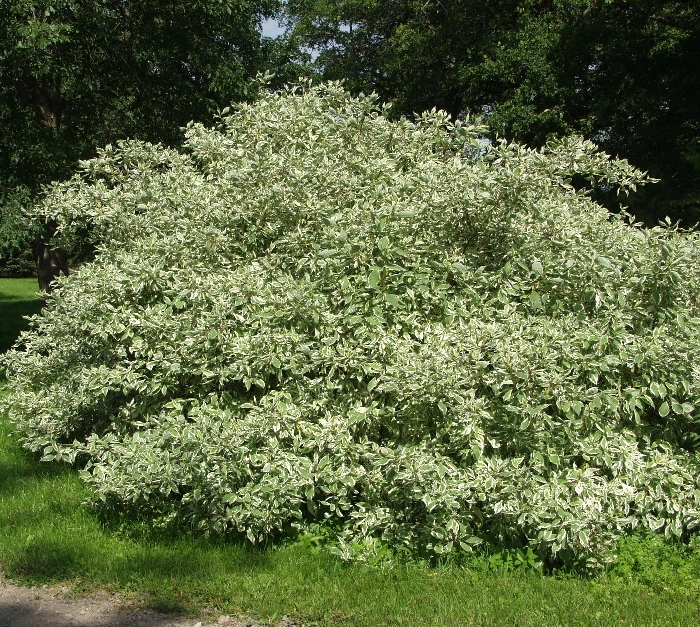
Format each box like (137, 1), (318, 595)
(607, 532), (700, 596)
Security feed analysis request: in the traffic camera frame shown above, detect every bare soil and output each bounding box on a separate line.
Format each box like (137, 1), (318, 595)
(0, 577), (297, 627)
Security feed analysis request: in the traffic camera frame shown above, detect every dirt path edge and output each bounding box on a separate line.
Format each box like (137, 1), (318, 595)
(0, 577), (298, 627)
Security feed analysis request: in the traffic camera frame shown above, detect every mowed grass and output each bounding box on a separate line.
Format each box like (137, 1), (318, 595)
(1, 278), (699, 626)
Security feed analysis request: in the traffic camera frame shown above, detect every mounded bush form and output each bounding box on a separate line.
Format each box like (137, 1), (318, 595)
(3, 83), (700, 568)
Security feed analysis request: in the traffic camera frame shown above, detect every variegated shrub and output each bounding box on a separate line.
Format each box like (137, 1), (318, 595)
(3, 82), (700, 568)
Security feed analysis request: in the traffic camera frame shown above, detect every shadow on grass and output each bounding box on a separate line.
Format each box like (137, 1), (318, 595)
(0, 298), (43, 353)
(0, 458), (75, 500)
(4, 527), (277, 594)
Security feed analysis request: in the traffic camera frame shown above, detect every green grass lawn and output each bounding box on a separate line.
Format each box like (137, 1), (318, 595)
(0, 277), (43, 355)
(1, 277), (699, 626)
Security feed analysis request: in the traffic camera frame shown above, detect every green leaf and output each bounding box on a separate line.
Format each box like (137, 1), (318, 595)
(578, 529), (589, 548)
(385, 293), (401, 307)
(659, 401), (670, 417)
(368, 268), (381, 289)
(529, 291), (542, 309)
(318, 248), (339, 258)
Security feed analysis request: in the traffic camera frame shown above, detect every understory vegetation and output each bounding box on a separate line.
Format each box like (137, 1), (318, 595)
(2, 83), (700, 571)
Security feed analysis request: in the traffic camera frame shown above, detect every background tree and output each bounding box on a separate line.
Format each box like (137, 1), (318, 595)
(285, 0), (700, 225)
(0, 0), (280, 286)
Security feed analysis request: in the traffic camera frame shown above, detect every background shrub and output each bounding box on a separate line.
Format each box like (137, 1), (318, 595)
(3, 83), (700, 568)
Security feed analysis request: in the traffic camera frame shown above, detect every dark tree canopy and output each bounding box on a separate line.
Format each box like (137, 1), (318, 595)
(285, 0), (700, 225)
(0, 0), (279, 270)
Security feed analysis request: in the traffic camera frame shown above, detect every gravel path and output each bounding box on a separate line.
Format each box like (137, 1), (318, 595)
(0, 577), (297, 627)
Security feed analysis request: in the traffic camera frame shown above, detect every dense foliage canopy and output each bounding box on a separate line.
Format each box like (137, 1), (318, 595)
(3, 84), (700, 568)
(286, 0), (700, 225)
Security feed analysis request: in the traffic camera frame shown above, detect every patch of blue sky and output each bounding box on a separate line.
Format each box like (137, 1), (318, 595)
(261, 17), (286, 39)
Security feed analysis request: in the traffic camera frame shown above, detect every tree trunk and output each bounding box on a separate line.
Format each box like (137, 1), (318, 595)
(17, 79), (71, 291)
(18, 78), (67, 129)
(34, 224), (69, 293)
